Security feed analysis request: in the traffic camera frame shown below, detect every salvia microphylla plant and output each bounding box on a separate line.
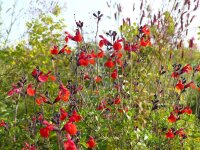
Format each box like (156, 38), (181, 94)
(1, 0), (200, 149)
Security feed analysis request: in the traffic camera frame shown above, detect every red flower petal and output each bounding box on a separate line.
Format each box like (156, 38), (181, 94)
(60, 108), (68, 121)
(64, 122), (77, 135)
(40, 127), (50, 138)
(166, 129), (174, 138)
(27, 84), (36, 96)
(87, 136), (96, 148)
(168, 113), (177, 123)
(104, 59), (115, 68)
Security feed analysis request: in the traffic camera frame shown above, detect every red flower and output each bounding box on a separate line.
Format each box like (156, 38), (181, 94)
(99, 35), (109, 48)
(79, 58), (89, 66)
(50, 45), (59, 55)
(27, 84), (36, 96)
(87, 136), (96, 148)
(181, 106), (192, 115)
(171, 72), (179, 78)
(54, 84), (70, 103)
(168, 113), (177, 123)
(113, 39), (123, 51)
(32, 68), (40, 78)
(73, 29), (83, 42)
(38, 71), (51, 82)
(88, 58), (95, 65)
(97, 49), (105, 58)
(180, 64), (192, 74)
(175, 80), (184, 91)
(114, 97), (121, 104)
(69, 111), (82, 122)
(49, 75), (56, 81)
(166, 129), (174, 138)
(104, 59), (115, 68)
(64, 122), (77, 135)
(65, 30), (82, 43)
(111, 69), (118, 79)
(140, 37), (151, 47)
(0, 120), (6, 127)
(7, 84), (21, 96)
(95, 76), (102, 83)
(124, 43), (139, 52)
(59, 45), (72, 55)
(142, 25), (150, 35)
(78, 52), (89, 67)
(64, 135), (77, 150)
(184, 81), (196, 89)
(40, 127), (50, 138)
(36, 97), (43, 106)
(60, 108), (68, 121)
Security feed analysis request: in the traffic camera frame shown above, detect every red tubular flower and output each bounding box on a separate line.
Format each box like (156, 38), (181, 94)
(87, 136), (96, 148)
(142, 25), (150, 35)
(88, 58), (95, 65)
(78, 59), (89, 67)
(95, 76), (102, 83)
(78, 52), (89, 67)
(49, 75), (56, 81)
(60, 108), (68, 121)
(97, 49), (105, 58)
(32, 68), (40, 78)
(124, 43), (139, 52)
(42, 120), (54, 131)
(64, 135), (77, 150)
(50, 45), (59, 55)
(38, 71), (51, 82)
(27, 84), (36, 96)
(184, 81), (196, 89)
(99, 35), (109, 48)
(64, 122), (77, 135)
(140, 37), (151, 47)
(73, 29), (83, 42)
(166, 129), (175, 138)
(7, 84), (21, 96)
(111, 69), (118, 79)
(181, 106), (192, 115)
(171, 72), (179, 78)
(59, 45), (72, 55)
(65, 30), (82, 43)
(54, 84), (70, 103)
(0, 120), (6, 127)
(104, 59), (115, 68)
(40, 127), (50, 138)
(79, 58), (89, 66)
(36, 97), (43, 106)
(113, 39), (123, 51)
(180, 64), (192, 74)
(175, 80), (184, 91)
(69, 111), (82, 122)
(168, 113), (177, 123)
(114, 97), (121, 104)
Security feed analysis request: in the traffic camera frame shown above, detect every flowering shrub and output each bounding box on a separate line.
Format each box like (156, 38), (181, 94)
(1, 1), (200, 150)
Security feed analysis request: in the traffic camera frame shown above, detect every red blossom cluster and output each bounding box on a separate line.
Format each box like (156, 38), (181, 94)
(166, 128), (186, 139)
